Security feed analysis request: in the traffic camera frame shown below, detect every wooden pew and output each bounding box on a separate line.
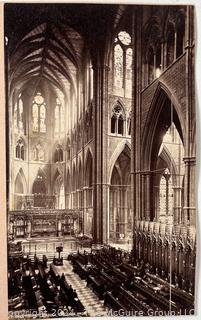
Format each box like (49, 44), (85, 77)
(104, 291), (125, 311)
(87, 275), (105, 299)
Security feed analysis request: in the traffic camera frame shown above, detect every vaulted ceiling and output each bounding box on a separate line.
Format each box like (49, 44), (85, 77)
(5, 4), (127, 102)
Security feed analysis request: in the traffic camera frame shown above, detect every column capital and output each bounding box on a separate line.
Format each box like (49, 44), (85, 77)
(183, 156), (196, 165)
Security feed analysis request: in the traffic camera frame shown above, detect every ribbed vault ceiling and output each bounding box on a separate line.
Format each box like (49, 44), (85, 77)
(9, 21), (84, 101)
(5, 4), (127, 101)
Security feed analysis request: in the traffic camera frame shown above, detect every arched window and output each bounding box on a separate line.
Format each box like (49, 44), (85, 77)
(55, 98), (65, 136)
(113, 31), (132, 97)
(15, 139), (25, 160)
(166, 23), (175, 67)
(40, 105), (46, 133)
(111, 104), (125, 136)
(32, 92), (46, 133)
(14, 94), (24, 134)
(126, 48), (133, 94)
(159, 168), (173, 216)
(54, 145), (63, 163)
(114, 44), (123, 88)
(118, 115), (124, 135)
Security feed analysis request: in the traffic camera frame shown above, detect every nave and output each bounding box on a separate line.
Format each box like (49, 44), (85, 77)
(8, 245), (194, 318)
(5, 3), (196, 318)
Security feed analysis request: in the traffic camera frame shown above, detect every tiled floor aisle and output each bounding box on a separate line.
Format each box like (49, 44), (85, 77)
(53, 260), (108, 317)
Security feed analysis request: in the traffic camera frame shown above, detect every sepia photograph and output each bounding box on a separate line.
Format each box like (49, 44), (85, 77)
(4, 2), (197, 318)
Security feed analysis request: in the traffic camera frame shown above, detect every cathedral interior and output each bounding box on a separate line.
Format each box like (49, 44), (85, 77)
(5, 3), (196, 317)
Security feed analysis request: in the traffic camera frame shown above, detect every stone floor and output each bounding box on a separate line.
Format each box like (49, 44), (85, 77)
(53, 260), (108, 317)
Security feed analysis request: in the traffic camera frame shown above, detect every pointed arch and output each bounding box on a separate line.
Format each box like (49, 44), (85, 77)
(110, 166), (121, 185)
(142, 82), (185, 171)
(108, 140), (131, 183)
(158, 145), (179, 186)
(14, 168), (27, 194)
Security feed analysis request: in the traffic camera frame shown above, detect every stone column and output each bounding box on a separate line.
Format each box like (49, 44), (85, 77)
(92, 63), (109, 244)
(172, 186), (182, 224)
(131, 7), (143, 228)
(145, 172), (151, 220)
(141, 173), (145, 219)
(183, 157), (196, 226)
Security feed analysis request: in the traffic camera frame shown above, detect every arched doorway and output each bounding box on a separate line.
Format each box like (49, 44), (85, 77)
(153, 123), (185, 224)
(109, 144), (131, 243)
(142, 87), (185, 223)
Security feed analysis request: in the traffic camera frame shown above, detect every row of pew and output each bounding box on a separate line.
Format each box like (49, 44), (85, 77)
(8, 255), (86, 316)
(68, 245), (194, 315)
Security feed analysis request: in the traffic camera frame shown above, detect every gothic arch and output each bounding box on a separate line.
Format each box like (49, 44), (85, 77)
(108, 140), (131, 183)
(14, 168), (27, 194)
(158, 145), (179, 186)
(142, 82), (185, 171)
(111, 98), (126, 115)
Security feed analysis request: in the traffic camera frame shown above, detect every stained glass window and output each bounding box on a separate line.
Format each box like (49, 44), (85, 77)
(32, 93), (46, 133)
(18, 99), (24, 133)
(159, 176), (166, 215)
(32, 104), (39, 132)
(118, 31), (131, 46)
(159, 169), (173, 216)
(14, 96), (24, 134)
(114, 44), (123, 88)
(113, 31), (132, 96)
(126, 48), (132, 81)
(40, 104), (46, 133)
